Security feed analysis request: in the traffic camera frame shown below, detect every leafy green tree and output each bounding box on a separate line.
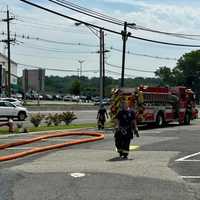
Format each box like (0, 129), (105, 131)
(174, 50), (200, 92)
(155, 66), (175, 86)
(70, 80), (80, 95)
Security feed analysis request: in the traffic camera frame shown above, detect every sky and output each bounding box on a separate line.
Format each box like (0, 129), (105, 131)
(0, 0), (200, 79)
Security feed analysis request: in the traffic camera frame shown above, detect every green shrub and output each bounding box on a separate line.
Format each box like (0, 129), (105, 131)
(45, 114), (54, 126)
(60, 112), (77, 125)
(51, 113), (62, 126)
(30, 113), (45, 127)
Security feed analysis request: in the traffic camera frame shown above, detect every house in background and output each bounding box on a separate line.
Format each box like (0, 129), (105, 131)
(0, 52), (18, 95)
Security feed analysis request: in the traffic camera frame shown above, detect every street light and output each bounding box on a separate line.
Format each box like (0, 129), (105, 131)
(78, 60), (85, 78)
(75, 22), (109, 105)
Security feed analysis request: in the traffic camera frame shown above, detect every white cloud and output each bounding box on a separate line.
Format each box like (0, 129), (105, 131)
(104, 0), (200, 34)
(1, 0), (199, 78)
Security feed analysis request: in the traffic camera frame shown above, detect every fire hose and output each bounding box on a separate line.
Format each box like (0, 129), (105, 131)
(0, 131), (104, 162)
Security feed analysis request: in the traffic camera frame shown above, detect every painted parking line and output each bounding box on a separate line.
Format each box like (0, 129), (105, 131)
(175, 152), (200, 162)
(181, 176), (200, 179)
(176, 152), (200, 181)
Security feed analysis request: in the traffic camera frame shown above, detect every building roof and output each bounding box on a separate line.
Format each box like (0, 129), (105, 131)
(0, 52), (17, 65)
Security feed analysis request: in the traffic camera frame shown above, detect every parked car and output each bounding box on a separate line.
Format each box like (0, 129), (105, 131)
(11, 93), (23, 100)
(43, 94), (53, 100)
(94, 98), (110, 106)
(63, 95), (72, 101)
(53, 94), (62, 100)
(92, 96), (100, 102)
(0, 101), (28, 121)
(72, 96), (80, 102)
(0, 98), (23, 106)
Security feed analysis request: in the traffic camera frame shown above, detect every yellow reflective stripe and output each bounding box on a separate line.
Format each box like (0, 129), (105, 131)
(115, 148), (129, 153)
(129, 145), (140, 151)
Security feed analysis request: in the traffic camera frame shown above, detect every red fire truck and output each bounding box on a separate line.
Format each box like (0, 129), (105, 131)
(110, 86), (198, 127)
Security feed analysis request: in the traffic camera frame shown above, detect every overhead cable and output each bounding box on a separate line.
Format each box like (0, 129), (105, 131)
(51, 0), (200, 41)
(110, 47), (177, 61)
(0, 31), (179, 60)
(17, 62), (98, 73)
(49, 0), (123, 26)
(19, 0), (200, 47)
(106, 62), (155, 73)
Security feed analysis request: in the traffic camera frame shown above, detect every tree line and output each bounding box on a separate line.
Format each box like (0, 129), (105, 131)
(17, 49), (199, 101)
(44, 76), (160, 97)
(155, 50), (200, 103)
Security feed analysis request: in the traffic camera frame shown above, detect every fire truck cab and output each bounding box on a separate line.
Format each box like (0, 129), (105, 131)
(110, 86), (198, 127)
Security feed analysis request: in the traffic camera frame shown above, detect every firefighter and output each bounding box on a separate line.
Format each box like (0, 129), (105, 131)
(97, 104), (108, 130)
(115, 100), (139, 159)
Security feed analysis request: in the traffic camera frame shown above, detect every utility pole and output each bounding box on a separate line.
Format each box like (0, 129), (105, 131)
(2, 7), (15, 97)
(97, 31), (109, 101)
(121, 21), (135, 87)
(99, 29), (103, 105)
(102, 30), (105, 98)
(74, 23), (109, 101)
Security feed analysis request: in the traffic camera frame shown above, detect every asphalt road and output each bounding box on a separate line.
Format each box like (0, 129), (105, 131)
(30, 110), (98, 124)
(0, 120), (200, 200)
(0, 110), (98, 127)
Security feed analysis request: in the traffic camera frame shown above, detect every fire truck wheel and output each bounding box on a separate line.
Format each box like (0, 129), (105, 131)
(184, 112), (191, 125)
(156, 113), (164, 127)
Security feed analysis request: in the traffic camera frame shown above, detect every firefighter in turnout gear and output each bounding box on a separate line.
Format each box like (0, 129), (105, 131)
(97, 105), (108, 130)
(115, 100), (139, 159)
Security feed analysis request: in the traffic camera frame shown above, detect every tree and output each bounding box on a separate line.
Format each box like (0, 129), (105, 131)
(155, 66), (175, 86)
(174, 50), (200, 101)
(70, 80), (80, 95)
(155, 50), (200, 102)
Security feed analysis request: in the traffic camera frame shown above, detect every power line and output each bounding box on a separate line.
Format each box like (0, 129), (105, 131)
(12, 52), (80, 60)
(136, 25), (200, 38)
(18, 0), (200, 48)
(1, 31), (179, 61)
(0, 32), (98, 47)
(0, 31), (180, 60)
(49, 0), (124, 26)
(14, 18), (88, 35)
(51, 0), (200, 41)
(16, 42), (98, 54)
(110, 47), (177, 61)
(106, 69), (140, 78)
(17, 62), (98, 73)
(106, 62), (155, 73)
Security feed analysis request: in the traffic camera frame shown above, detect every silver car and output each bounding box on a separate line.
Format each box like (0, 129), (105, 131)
(0, 98), (23, 106)
(0, 101), (28, 121)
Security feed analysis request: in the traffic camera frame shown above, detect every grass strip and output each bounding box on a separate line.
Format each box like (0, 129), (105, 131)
(0, 123), (97, 135)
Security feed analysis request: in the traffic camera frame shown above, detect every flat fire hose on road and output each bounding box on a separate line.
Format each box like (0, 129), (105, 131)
(0, 131), (105, 162)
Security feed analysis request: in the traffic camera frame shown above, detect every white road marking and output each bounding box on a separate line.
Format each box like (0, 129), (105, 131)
(181, 176), (200, 179)
(175, 152), (200, 162)
(70, 173), (85, 178)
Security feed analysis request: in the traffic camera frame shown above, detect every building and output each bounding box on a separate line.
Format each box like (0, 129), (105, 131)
(0, 53), (18, 95)
(22, 69), (45, 92)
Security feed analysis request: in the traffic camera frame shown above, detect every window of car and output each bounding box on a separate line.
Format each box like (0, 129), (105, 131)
(4, 98), (16, 102)
(5, 102), (15, 107)
(0, 102), (6, 107)
(0, 102), (16, 107)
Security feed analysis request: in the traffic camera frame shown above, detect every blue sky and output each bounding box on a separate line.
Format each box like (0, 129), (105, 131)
(0, 0), (200, 78)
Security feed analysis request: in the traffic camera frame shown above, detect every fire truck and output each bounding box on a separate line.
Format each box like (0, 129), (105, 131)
(110, 86), (198, 127)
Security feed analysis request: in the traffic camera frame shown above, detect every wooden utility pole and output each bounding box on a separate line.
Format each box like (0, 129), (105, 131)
(2, 8), (15, 97)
